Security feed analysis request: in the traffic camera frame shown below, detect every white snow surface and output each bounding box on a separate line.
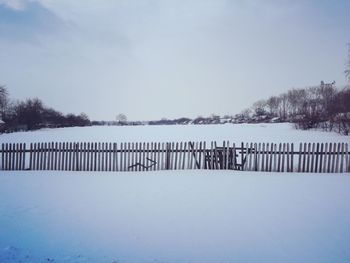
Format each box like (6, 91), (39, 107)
(0, 124), (349, 262)
(1, 170), (350, 263)
(0, 123), (349, 144)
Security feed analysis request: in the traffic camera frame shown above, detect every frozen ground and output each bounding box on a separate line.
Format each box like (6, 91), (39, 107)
(0, 124), (349, 262)
(1, 170), (350, 263)
(0, 123), (349, 144)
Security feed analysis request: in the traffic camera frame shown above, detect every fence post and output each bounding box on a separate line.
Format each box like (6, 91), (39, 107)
(241, 142), (244, 171)
(165, 142), (170, 170)
(75, 143), (79, 171)
(1, 144), (3, 170)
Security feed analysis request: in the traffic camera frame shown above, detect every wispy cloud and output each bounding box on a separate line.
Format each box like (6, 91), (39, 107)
(0, 0), (27, 11)
(0, 0), (349, 120)
(0, 0), (63, 42)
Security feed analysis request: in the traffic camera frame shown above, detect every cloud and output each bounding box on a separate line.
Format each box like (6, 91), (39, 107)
(0, 0), (63, 42)
(0, 0), (348, 120)
(0, 0), (27, 10)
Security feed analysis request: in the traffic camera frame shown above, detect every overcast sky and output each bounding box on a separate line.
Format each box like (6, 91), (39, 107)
(0, 0), (349, 121)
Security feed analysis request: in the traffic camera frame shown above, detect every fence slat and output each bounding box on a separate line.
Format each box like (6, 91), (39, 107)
(327, 143), (332, 173)
(261, 143), (265, 172)
(147, 142), (151, 171)
(113, 143), (117, 172)
(18, 143), (22, 170)
(305, 143), (310, 173)
(86, 142), (90, 171)
(298, 143), (302, 172)
(268, 143), (273, 172)
(323, 143), (328, 173)
(20, 143), (24, 170)
(152, 142), (156, 171)
(265, 143), (270, 172)
(335, 143), (340, 173)
(104, 142), (108, 171)
(346, 143), (349, 172)
(318, 143), (324, 173)
(1, 140), (348, 173)
(290, 143), (294, 172)
(21, 143), (25, 170)
(1, 144), (4, 170)
(57, 142), (61, 171)
(6, 144), (10, 170)
(246, 143), (254, 171)
(331, 143), (336, 173)
(315, 143), (319, 173)
(281, 143), (286, 172)
(277, 143), (281, 172)
(46, 142), (51, 170)
(286, 143), (290, 172)
(340, 143), (344, 173)
(4, 144), (8, 170)
(244, 143), (249, 170)
(15, 143), (19, 170)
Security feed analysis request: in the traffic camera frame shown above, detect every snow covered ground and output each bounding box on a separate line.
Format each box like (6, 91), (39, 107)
(0, 123), (349, 144)
(1, 170), (350, 262)
(0, 124), (349, 262)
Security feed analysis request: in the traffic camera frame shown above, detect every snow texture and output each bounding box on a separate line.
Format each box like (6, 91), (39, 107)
(0, 123), (349, 144)
(1, 171), (350, 262)
(0, 124), (349, 262)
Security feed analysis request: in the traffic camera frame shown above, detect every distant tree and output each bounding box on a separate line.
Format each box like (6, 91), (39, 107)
(266, 96), (280, 116)
(252, 100), (267, 116)
(210, 114), (220, 120)
(0, 85), (9, 120)
(42, 108), (64, 127)
(15, 98), (44, 130)
(286, 89), (306, 118)
(345, 43), (350, 82)
(78, 113), (90, 126)
(63, 113), (90, 127)
(116, 113), (127, 124)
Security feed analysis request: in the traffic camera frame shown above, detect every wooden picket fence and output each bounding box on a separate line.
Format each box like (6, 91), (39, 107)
(0, 142), (349, 173)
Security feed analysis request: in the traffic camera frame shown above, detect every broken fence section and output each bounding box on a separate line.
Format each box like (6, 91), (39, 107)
(0, 142), (349, 173)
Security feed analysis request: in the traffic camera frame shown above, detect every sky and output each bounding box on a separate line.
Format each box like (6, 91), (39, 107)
(0, 0), (349, 121)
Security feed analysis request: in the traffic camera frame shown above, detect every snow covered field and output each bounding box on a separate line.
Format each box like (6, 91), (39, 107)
(0, 124), (349, 262)
(0, 171), (350, 262)
(0, 123), (348, 144)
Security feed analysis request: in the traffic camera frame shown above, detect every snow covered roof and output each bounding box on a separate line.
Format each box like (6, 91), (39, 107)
(0, 119), (5, 124)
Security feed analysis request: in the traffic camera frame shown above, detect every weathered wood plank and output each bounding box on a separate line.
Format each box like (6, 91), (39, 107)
(323, 143), (328, 173)
(290, 143), (294, 172)
(281, 143), (286, 172)
(327, 143), (332, 173)
(346, 143), (349, 172)
(318, 143), (324, 173)
(331, 143), (336, 173)
(261, 143), (265, 171)
(340, 143), (344, 173)
(335, 143), (340, 173)
(246, 143), (251, 171)
(277, 143), (282, 172)
(1, 144), (4, 170)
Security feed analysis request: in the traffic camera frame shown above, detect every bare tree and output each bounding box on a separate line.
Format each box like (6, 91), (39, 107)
(0, 85), (9, 120)
(116, 113), (127, 124)
(278, 93), (289, 121)
(345, 43), (350, 82)
(252, 100), (267, 116)
(266, 96), (280, 116)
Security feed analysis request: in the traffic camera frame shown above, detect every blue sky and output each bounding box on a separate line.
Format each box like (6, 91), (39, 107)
(0, 0), (349, 121)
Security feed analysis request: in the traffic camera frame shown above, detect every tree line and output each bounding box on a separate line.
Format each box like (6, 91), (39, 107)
(241, 81), (350, 135)
(241, 45), (350, 135)
(0, 86), (90, 132)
